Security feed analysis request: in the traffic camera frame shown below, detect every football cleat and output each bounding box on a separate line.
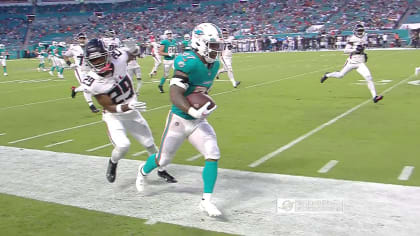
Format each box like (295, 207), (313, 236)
(135, 165), (146, 192)
(71, 86), (77, 98)
(199, 200), (222, 217)
(158, 85), (164, 93)
(89, 104), (100, 113)
(106, 159), (118, 183)
(157, 170), (177, 183)
(320, 73), (329, 83)
(373, 95), (383, 103)
(3, 73), (7, 76)
(234, 81), (241, 88)
(49, 71), (54, 76)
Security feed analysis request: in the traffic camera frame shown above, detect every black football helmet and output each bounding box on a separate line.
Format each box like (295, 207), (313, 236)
(221, 28), (229, 39)
(85, 38), (110, 73)
(105, 29), (116, 38)
(353, 23), (365, 38)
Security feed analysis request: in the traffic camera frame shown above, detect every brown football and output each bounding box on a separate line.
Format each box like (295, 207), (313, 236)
(186, 92), (216, 110)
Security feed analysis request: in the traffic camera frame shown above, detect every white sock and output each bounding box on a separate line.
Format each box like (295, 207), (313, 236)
(202, 193), (212, 201)
(366, 80), (377, 98)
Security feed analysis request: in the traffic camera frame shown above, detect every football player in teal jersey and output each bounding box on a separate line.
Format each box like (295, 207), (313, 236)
(35, 43), (48, 72)
(47, 41), (58, 76)
(157, 30), (177, 93)
(0, 44), (8, 76)
(54, 42), (67, 78)
(181, 34), (192, 53)
(136, 23), (224, 217)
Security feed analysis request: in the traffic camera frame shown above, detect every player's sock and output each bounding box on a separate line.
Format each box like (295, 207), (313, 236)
(3, 67), (7, 73)
(366, 80), (377, 98)
(59, 67), (64, 74)
(203, 160), (218, 194)
(50, 66), (55, 72)
(143, 153), (158, 174)
(136, 78), (142, 93)
(159, 77), (166, 86)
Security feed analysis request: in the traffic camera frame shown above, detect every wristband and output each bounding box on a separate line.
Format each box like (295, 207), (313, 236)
(116, 104), (123, 113)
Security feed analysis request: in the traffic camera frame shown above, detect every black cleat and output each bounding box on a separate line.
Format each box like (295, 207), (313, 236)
(106, 159), (118, 183)
(157, 170), (177, 183)
(234, 81), (241, 88)
(216, 75), (220, 80)
(89, 104), (100, 113)
(71, 86), (77, 98)
(320, 73), (329, 83)
(373, 95), (383, 103)
(158, 85), (164, 93)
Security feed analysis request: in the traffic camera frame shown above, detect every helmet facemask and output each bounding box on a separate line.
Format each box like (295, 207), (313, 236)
(354, 24), (365, 38)
(191, 23), (224, 63)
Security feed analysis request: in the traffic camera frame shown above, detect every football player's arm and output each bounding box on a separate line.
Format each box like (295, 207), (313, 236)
(159, 44), (169, 56)
(343, 42), (355, 54)
(170, 70), (190, 113)
(95, 94), (129, 113)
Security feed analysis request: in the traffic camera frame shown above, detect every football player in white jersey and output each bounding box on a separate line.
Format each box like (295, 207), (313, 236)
(148, 35), (161, 78)
(0, 44), (8, 76)
(101, 29), (122, 51)
(63, 33), (100, 113)
(83, 38), (177, 184)
(124, 38), (143, 95)
(321, 23), (383, 103)
(216, 28), (240, 88)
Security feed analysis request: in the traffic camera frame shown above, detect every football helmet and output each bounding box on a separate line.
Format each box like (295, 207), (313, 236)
(0, 44), (4, 50)
(77, 32), (87, 46)
(105, 29), (116, 38)
(38, 42), (44, 47)
(52, 41), (58, 46)
(184, 34), (190, 40)
(191, 23), (224, 63)
(353, 23), (365, 38)
(221, 28), (229, 39)
(164, 30), (173, 39)
(85, 38), (110, 73)
(58, 41), (66, 47)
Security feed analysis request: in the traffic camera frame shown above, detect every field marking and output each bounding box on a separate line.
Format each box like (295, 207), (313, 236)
(44, 139), (73, 148)
(1, 146), (420, 236)
(0, 97), (70, 111)
(186, 153), (203, 161)
(86, 143), (112, 152)
(398, 166), (415, 181)
(318, 160), (339, 173)
(132, 150), (148, 157)
(250, 75), (414, 167)
(8, 121), (102, 144)
(145, 219), (158, 225)
(0, 133), (6, 136)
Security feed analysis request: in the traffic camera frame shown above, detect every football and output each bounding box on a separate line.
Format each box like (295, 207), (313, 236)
(186, 92), (216, 110)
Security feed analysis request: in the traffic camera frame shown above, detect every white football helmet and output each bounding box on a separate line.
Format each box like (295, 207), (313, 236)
(191, 23), (224, 63)
(164, 30), (173, 39)
(58, 41), (66, 47)
(0, 44), (4, 50)
(52, 41), (58, 46)
(184, 34), (190, 40)
(353, 23), (365, 38)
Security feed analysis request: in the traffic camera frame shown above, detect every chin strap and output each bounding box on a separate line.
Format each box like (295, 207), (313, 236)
(99, 63), (112, 73)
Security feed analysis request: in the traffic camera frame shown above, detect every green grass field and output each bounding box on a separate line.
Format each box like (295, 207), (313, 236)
(1, 49), (419, 235)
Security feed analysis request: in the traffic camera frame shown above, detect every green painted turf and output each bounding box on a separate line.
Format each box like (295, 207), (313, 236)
(0, 50), (419, 234)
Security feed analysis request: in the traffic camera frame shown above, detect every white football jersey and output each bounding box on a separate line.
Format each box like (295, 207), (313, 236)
(346, 34), (368, 64)
(64, 44), (89, 72)
(102, 37), (122, 51)
(222, 36), (235, 58)
(83, 49), (136, 108)
(151, 41), (160, 56)
(127, 56), (140, 69)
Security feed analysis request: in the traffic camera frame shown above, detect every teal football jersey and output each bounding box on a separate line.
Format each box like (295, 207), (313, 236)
(160, 39), (177, 60)
(171, 51), (220, 120)
(182, 40), (192, 51)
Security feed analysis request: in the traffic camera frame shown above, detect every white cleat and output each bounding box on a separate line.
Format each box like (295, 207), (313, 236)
(49, 71), (54, 76)
(3, 73), (7, 76)
(135, 165), (146, 192)
(199, 200), (222, 217)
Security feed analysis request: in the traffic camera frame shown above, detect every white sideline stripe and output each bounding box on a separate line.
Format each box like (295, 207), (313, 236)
(5, 65), (336, 143)
(8, 121), (102, 144)
(318, 160), (339, 173)
(0, 133), (6, 136)
(186, 153), (203, 161)
(86, 143), (112, 152)
(250, 75), (414, 168)
(145, 219), (157, 225)
(0, 97), (70, 111)
(398, 166), (415, 181)
(44, 139), (73, 148)
(132, 150), (148, 157)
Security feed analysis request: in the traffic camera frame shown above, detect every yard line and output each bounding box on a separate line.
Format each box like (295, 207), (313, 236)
(249, 75), (414, 168)
(8, 121), (102, 144)
(186, 153), (202, 161)
(86, 143), (112, 152)
(318, 160), (339, 173)
(0, 97), (70, 111)
(132, 150), (148, 157)
(398, 166), (415, 181)
(44, 139), (73, 148)
(0, 133), (6, 136)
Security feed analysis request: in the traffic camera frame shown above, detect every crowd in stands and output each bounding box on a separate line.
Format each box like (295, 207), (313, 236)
(0, 0), (419, 52)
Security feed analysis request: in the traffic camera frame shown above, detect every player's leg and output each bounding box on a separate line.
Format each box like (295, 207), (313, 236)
(322, 61), (356, 82)
(415, 67), (420, 76)
(134, 67), (142, 94)
(1, 59), (7, 76)
(103, 115), (131, 183)
(136, 112), (186, 191)
(224, 57), (240, 88)
(158, 60), (172, 93)
(57, 59), (64, 78)
(357, 63), (383, 102)
(216, 57), (227, 79)
(150, 55), (161, 77)
(49, 57), (57, 76)
(188, 119), (222, 216)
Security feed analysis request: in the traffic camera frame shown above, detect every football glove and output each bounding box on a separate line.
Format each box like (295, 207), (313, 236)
(128, 100), (147, 112)
(187, 102), (217, 119)
(355, 45), (364, 54)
